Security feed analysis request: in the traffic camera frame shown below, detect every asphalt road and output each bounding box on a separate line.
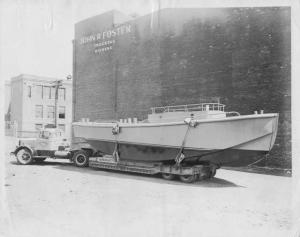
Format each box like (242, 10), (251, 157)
(1, 137), (295, 237)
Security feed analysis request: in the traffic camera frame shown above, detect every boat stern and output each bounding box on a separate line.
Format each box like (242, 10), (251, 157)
(269, 113), (279, 151)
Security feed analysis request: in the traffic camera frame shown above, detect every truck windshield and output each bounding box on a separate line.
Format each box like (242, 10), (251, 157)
(39, 131), (51, 139)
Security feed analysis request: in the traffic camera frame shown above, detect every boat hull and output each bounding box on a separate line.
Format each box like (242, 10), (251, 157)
(72, 114), (278, 167)
(82, 138), (268, 167)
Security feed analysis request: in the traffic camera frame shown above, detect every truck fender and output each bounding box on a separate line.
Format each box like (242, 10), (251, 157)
(69, 148), (95, 161)
(13, 146), (36, 156)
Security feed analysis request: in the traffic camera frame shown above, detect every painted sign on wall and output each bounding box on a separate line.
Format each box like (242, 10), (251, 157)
(79, 24), (131, 54)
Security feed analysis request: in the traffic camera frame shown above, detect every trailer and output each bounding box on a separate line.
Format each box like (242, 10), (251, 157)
(71, 149), (218, 183)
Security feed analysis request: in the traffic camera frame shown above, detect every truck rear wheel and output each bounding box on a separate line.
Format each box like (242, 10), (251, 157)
(16, 148), (33, 165)
(73, 150), (89, 167)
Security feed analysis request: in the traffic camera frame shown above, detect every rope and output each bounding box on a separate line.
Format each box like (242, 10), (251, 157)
(249, 165), (292, 172)
(247, 156), (266, 167)
(112, 122), (120, 162)
(112, 142), (119, 163)
(174, 119), (195, 165)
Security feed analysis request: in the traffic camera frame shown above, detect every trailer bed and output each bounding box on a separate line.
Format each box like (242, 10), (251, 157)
(88, 156), (217, 182)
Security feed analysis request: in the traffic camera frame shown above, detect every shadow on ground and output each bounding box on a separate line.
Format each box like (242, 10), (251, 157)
(57, 165), (243, 188)
(9, 160), (243, 188)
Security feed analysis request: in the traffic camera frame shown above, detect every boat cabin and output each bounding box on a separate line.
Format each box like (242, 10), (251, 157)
(148, 103), (227, 122)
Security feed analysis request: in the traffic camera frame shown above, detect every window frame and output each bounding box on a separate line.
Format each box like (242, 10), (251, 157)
(35, 124), (43, 131)
(43, 86), (51, 99)
(58, 124), (66, 132)
(28, 85), (32, 98)
(36, 85), (43, 99)
(47, 105), (55, 119)
(58, 88), (66, 100)
(35, 105), (43, 118)
(50, 87), (56, 99)
(58, 106), (66, 119)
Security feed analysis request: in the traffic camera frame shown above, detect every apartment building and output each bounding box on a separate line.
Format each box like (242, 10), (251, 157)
(10, 74), (72, 137)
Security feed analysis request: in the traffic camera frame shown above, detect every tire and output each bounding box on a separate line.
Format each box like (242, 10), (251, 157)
(161, 173), (176, 180)
(16, 148), (33, 165)
(196, 174), (203, 181)
(34, 158), (47, 163)
(208, 169), (217, 179)
(73, 150), (89, 167)
(179, 174), (197, 183)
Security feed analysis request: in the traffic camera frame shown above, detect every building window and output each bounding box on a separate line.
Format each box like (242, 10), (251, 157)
(58, 124), (65, 132)
(58, 88), (66, 100)
(45, 124), (55, 128)
(36, 85), (43, 98)
(43, 86), (51, 99)
(35, 124), (43, 131)
(47, 106), (55, 118)
(50, 87), (56, 99)
(28, 86), (32, 98)
(58, 106), (65, 119)
(35, 105), (43, 118)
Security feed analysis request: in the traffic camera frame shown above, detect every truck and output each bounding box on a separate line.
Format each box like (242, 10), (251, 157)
(11, 128), (218, 183)
(12, 128), (71, 164)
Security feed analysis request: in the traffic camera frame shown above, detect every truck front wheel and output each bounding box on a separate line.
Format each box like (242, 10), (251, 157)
(73, 150), (89, 167)
(16, 148), (33, 165)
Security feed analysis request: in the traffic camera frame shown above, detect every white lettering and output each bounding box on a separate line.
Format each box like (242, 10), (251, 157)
(80, 24), (132, 45)
(102, 31), (107, 40)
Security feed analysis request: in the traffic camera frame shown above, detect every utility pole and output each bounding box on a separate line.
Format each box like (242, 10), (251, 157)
(51, 76), (71, 128)
(52, 80), (62, 128)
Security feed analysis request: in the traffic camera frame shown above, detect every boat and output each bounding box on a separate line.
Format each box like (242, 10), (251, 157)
(72, 101), (279, 167)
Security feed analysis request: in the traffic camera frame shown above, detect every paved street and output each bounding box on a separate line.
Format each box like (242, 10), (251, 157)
(2, 137), (294, 237)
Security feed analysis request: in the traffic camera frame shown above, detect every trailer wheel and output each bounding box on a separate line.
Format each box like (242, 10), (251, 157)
(208, 169), (217, 179)
(73, 150), (89, 167)
(179, 174), (197, 183)
(16, 148), (33, 165)
(161, 173), (176, 180)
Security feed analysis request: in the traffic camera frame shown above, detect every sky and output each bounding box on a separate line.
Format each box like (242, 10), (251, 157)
(0, 0), (157, 81)
(0, 0), (199, 81)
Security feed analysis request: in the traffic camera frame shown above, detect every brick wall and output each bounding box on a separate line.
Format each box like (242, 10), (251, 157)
(74, 7), (291, 168)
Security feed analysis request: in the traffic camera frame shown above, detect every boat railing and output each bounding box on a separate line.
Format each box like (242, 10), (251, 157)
(151, 103), (225, 114)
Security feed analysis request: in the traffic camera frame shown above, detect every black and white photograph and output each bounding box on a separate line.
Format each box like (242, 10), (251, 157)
(0, 0), (299, 236)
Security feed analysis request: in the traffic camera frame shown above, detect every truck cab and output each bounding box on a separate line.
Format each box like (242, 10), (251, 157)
(13, 128), (70, 165)
(35, 129), (68, 151)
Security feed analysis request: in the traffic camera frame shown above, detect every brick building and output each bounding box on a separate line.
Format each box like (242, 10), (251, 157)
(73, 8), (291, 167)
